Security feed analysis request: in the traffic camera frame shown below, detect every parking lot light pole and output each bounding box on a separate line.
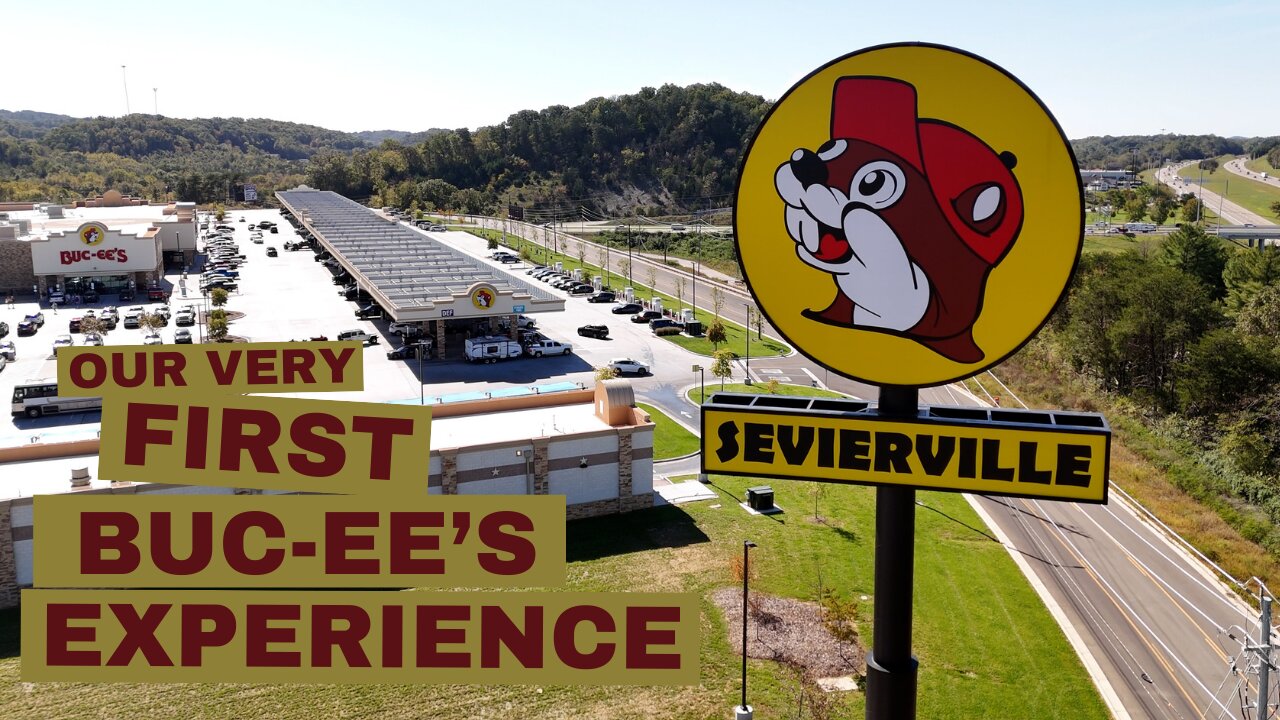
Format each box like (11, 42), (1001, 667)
(693, 364), (705, 401)
(737, 539), (758, 720)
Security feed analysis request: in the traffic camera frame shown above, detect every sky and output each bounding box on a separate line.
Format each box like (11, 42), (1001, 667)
(2, 0), (1277, 140)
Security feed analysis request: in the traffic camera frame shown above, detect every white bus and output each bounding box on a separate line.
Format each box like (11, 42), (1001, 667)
(10, 380), (103, 418)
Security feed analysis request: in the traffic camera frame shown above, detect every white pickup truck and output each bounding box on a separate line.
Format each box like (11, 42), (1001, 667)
(525, 339), (573, 357)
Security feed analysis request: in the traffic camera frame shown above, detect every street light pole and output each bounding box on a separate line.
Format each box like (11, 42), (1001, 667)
(738, 540), (758, 720)
(743, 303), (752, 385)
(693, 364), (705, 402)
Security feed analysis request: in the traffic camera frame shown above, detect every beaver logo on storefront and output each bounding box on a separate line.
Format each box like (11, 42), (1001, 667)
(470, 284), (497, 310)
(79, 222), (108, 247)
(736, 44), (1082, 386)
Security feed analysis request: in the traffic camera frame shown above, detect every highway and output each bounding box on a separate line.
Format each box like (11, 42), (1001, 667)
(1160, 162), (1270, 227)
(1224, 157), (1280, 193)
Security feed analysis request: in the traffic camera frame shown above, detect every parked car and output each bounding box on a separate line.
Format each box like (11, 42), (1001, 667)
(24, 312), (45, 327)
(52, 334), (74, 353)
(587, 292), (616, 303)
(83, 333), (104, 347)
(175, 309), (196, 326)
(118, 288), (135, 302)
(143, 333), (163, 346)
(336, 329), (379, 346)
(631, 310), (663, 323)
(388, 321), (422, 336)
(147, 288), (168, 301)
(525, 339), (573, 357)
(649, 318), (680, 331)
(174, 329), (193, 344)
(613, 303), (643, 315)
(266, 246), (278, 257)
(0, 340), (15, 360)
(0, 321), (7, 338)
(354, 304), (383, 319)
(577, 324), (610, 339)
(568, 284), (595, 296)
(269, 226), (279, 234)
(608, 358), (648, 375)
(386, 343), (426, 360)
(83, 289), (99, 303)
(17, 320), (38, 336)
(69, 316), (84, 333)
(526, 266), (547, 275)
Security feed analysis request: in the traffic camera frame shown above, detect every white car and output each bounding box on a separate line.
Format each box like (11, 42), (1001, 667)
(52, 335), (74, 353)
(608, 358), (648, 375)
(83, 333), (104, 347)
(151, 304), (172, 319)
(143, 333), (163, 346)
(388, 321), (420, 336)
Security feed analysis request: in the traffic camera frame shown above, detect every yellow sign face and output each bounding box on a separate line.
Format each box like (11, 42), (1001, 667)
(56, 342), (365, 397)
(79, 222), (108, 246)
(735, 43), (1082, 386)
(97, 394), (432, 496)
(701, 405), (1109, 502)
(22, 589), (700, 685)
(34, 495), (566, 589)
(470, 283), (497, 310)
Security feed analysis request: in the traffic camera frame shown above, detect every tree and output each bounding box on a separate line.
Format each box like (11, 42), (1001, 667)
(1223, 246), (1280, 313)
(1175, 328), (1279, 417)
(207, 316), (229, 342)
(78, 315), (107, 337)
(1160, 224), (1228, 299)
(597, 247), (609, 285)
(711, 348), (735, 390)
(706, 320), (727, 349)
(210, 288), (229, 308)
(1180, 196), (1202, 223)
(674, 277), (685, 312)
(645, 266), (658, 296)
(594, 366), (619, 381)
(214, 204), (225, 221)
(711, 286), (725, 319)
(1198, 158), (1219, 174)
(1150, 198), (1172, 226)
(139, 312), (166, 334)
(1124, 197), (1148, 223)
(1271, 200), (1280, 220)
(1236, 284), (1280, 342)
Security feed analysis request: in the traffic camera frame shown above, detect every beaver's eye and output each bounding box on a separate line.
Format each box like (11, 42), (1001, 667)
(817, 139), (846, 161)
(851, 161), (905, 209)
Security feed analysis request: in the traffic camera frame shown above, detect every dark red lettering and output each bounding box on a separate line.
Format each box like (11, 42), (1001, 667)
(123, 402), (177, 466)
(217, 408), (281, 472)
(480, 605), (543, 668)
(245, 349), (275, 385)
(80, 512), (141, 574)
(106, 603), (173, 666)
(554, 605), (615, 670)
(415, 605), (471, 668)
(389, 512), (445, 575)
(68, 353), (107, 389)
(245, 605), (300, 667)
(351, 416), (414, 480)
(324, 512), (379, 574)
(206, 350), (241, 384)
(153, 352), (187, 388)
(184, 405), (210, 469)
(311, 605), (372, 668)
(281, 349), (317, 385)
(45, 603), (101, 666)
(180, 604), (236, 666)
(626, 606), (681, 669)
(477, 511), (535, 576)
(223, 511), (285, 575)
(149, 512), (213, 575)
(287, 413), (345, 477)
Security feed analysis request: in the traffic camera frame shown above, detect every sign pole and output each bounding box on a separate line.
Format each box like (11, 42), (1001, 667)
(866, 384), (919, 720)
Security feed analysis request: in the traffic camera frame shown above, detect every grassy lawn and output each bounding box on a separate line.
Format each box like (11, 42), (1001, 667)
(688, 381), (849, 405)
(464, 228), (790, 359)
(637, 402), (699, 459)
(1245, 155), (1280, 176)
(1177, 156), (1280, 219)
(0, 481), (1107, 719)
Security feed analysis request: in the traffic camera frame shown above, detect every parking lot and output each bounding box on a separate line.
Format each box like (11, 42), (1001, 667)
(1, 208), (712, 444)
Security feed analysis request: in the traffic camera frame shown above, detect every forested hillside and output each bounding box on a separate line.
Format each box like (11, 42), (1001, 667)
(306, 83), (771, 215)
(4, 88), (1280, 215)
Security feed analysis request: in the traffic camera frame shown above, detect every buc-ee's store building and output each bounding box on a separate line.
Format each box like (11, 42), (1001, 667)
(0, 202), (196, 298)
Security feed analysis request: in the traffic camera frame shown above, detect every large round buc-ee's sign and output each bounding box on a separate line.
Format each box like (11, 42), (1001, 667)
(735, 43), (1082, 387)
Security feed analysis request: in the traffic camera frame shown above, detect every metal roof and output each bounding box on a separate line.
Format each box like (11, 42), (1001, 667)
(276, 188), (563, 323)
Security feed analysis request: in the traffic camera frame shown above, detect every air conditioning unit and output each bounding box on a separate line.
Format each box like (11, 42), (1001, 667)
(746, 486), (774, 511)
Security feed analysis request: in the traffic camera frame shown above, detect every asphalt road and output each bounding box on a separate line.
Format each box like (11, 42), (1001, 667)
(1224, 157), (1280, 192)
(1161, 162), (1270, 227)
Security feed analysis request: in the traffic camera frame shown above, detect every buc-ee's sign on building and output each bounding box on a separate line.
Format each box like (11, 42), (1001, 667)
(33, 222), (159, 273)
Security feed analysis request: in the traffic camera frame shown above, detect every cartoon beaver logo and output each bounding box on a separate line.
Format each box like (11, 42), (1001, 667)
(80, 224), (105, 246)
(773, 76), (1023, 363)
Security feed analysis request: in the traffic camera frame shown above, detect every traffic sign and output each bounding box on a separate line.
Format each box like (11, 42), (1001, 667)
(735, 43), (1083, 387)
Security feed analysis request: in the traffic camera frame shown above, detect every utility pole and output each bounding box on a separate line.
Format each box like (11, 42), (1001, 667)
(121, 65), (131, 115)
(153, 87), (158, 115)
